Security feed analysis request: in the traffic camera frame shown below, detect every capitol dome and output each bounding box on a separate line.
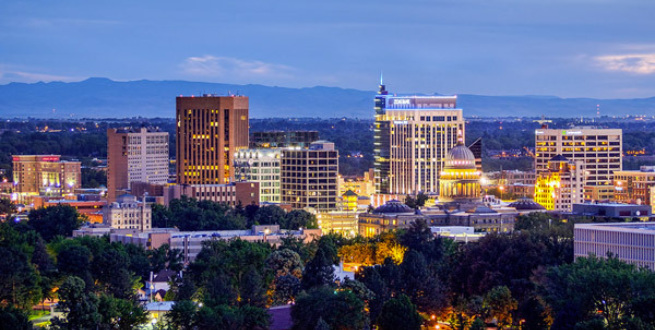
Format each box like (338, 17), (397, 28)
(444, 142), (476, 170)
(373, 200), (414, 214)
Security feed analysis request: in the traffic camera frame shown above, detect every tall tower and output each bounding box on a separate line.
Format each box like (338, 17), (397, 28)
(107, 127), (169, 203)
(176, 95), (249, 185)
(373, 83), (464, 195)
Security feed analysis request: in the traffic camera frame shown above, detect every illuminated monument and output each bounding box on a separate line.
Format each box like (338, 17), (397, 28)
(373, 79), (464, 199)
(439, 139), (481, 203)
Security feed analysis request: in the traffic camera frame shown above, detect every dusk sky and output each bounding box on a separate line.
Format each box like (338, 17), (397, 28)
(1, 0), (655, 98)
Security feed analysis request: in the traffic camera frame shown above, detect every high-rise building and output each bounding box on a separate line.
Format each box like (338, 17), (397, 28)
(374, 82), (464, 195)
(176, 95), (249, 185)
(12, 155), (81, 200)
(107, 127), (169, 202)
(535, 128), (622, 201)
(234, 149), (282, 203)
(281, 141), (339, 211)
(534, 155), (585, 212)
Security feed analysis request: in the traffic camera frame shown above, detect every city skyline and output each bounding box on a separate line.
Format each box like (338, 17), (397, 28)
(1, 0), (655, 99)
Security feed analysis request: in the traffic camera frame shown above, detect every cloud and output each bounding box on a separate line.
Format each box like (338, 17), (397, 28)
(595, 54), (655, 74)
(0, 66), (81, 83)
(180, 56), (295, 82)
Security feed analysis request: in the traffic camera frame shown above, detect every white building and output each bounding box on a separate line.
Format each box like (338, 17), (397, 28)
(107, 127), (169, 202)
(535, 128), (622, 201)
(575, 222), (655, 270)
(234, 148), (282, 203)
(103, 194), (151, 231)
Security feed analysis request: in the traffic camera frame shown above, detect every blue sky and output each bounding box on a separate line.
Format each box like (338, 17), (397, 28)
(1, 0), (655, 98)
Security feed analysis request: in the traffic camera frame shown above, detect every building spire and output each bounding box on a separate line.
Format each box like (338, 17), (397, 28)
(380, 72), (384, 86)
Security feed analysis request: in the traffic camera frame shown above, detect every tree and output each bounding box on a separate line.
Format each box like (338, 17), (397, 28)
(377, 294), (422, 330)
(483, 286), (517, 328)
(97, 294), (148, 330)
(51, 276), (101, 329)
(151, 203), (174, 228)
(0, 198), (16, 219)
(254, 205), (286, 225)
(283, 210), (318, 230)
(0, 305), (31, 330)
(57, 243), (94, 289)
(416, 192), (429, 207)
(302, 247), (335, 289)
(292, 287), (368, 330)
(400, 250), (446, 314)
(404, 195), (417, 209)
(239, 267), (267, 308)
(27, 204), (84, 241)
(267, 248), (303, 278)
(166, 300), (197, 330)
(0, 246), (42, 309)
(272, 275), (301, 305)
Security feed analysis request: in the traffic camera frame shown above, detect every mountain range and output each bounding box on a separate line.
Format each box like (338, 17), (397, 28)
(0, 78), (653, 119)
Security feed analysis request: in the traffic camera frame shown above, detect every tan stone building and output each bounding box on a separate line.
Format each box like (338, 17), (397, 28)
(613, 166), (655, 207)
(103, 194), (151, 231)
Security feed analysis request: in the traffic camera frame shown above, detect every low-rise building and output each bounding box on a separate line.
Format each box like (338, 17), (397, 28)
(534, 155), (585, 212)
(571, 203), (651, 219)
(575, 222), (655, 270)
(613, 166), (655, 206)
(103, 194), (152, 231)
(163, 182), (259, 206)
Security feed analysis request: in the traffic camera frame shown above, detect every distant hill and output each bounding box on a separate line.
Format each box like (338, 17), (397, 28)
(0, 78), (653, 118)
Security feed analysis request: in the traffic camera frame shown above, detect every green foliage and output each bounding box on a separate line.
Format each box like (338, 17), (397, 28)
(0, 198), (17, 218)
(51, 276), (101, 329)
(153, 196), (246, 231)
(400, 250), (446, 314)
(302, 245), (336, 290)
(543, 254), (655, 329)
(282, 209), (318, 230)
(272, 275), (301, 305)
(97, 294), (148, 330)
(292, 287), (368, 330)
(267, 248), (304, 278)
(377, 294), (422, 330)
(239, 267), (267, 308)
(27, 204), (84, 241)
(483, 286), (518, 328)
(0, 246), (42, 309)
(254, 205), (286, 226)
(166, 300), (197, 330)
(81, 168), (107, 188)
(0, 305), (32, 330)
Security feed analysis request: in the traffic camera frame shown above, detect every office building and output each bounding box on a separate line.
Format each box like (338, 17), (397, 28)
(613, 166), (655, 207)
(163, 182), (259, 207)
(234, 149), (282, 203)
(534, 155), (585, 212)
(535, 128), (622, 200)
(176, 95), (249, 185)
(281, 141), (338, 211)
(107, 127), (169, 202)
(373, 82), (464, 195)
(103, 194), (152, 231)
(575, 222), (655, 270)
(250, 131), (319, 148)
(12, 155), (81, 201)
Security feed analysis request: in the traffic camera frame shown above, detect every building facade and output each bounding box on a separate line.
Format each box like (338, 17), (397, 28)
(613, 166), (655, 207)
(374, 82), (464, 195)
(250, 131), (319, 148)
(234, 149), (282, 203)
(575, 222), (655, 270)
(535, 128), (622, 201)
(281, 141), (339, 211)
(107, 127), (169, 202)
(176, 95), (249, 185)
(103, 194), (152, 231)
(12, 155), (81, 200)
(163, 182), (259, 207)
(534, 155), (585, 212)
(439, 141), (481, 203)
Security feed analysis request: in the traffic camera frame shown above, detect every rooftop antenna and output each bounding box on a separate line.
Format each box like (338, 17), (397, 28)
(596, 104), (600, 118)
(380, 72), (384, 86)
